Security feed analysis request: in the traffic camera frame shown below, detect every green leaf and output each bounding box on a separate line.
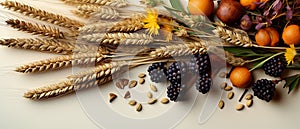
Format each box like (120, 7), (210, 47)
(289, 79), (299, 94)
(163, 6), (184, 21)
(249, 52), (284, 71)
(169, 0), (187, 14)
(283, 74), (300, 94)
(224, 47), (261, 57)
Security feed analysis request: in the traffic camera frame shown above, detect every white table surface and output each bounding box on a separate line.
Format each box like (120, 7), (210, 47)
(1, 0), (300, 129)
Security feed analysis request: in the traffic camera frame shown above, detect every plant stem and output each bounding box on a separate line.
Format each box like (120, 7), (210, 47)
(249, 52), (285, 72)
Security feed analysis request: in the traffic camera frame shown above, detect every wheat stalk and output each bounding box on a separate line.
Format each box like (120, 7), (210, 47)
(79, 22), (115, 34)
(6, 19), (65, 39)
(150, 41), (208, 58)
(61, 0), (128, 7)
(91, 6), (120, 20)
(1, 1), (84, 31)
(225, 51), (246, 66)
(109, 14), (145, 32)
(80, 33), (153, 45)
(16, 53), (105, 73)
(213, 23), (255, 47)
(0, 38), (74, 54)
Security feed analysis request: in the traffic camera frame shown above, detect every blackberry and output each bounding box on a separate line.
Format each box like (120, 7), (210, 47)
(195, 73), (212, 94)
(189, 53), (211, 75)
(252, 79), (276, 102)
(263, 57), (286, 77)
(147, 62), (167, 83)
(167, 62), (187, 83)
(167, 82), (186, 101)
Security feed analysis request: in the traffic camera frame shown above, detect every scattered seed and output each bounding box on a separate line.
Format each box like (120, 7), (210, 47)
(115, 82), (124, 89)
(160, 98), (169, 104)
(236, 104), (244, 111)
(136, 103), (142, 112)
(150, 84), (157, 92)
(109, 93), (117, 103)
(219, 72), (227, 78)
(245, 94), (253, 100)
(120, 79), (129, 87)
(139, 78), (145, 84)
(147, 91), (153, 98)
(218, 100), (224, 109)
(138, 73), (146, 78)
(220, 82), (227, 89)
(227, 91), (234, 99)
(129, 80), (137, 88)
(128, 100), (137, 106)
(148, 98), (157, 104)
(246, 100), (253, 107)
(124, 91), (131, 99)
(224, 85), (233, 91)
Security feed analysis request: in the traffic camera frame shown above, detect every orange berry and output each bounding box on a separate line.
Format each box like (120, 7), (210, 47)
(240, 0), (260, 10)
(230, 67), (252, 88)
(282, 24), (300, 45)
(188, 0), (214, 16)
(255, 29), (271, 46)
(265, 27), (280, 47)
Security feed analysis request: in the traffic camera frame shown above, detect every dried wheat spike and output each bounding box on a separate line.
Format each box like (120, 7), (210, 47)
(92, 6), (120, 20)
(213, 25), (254, 47)
(109, 14), (145, 32)
(79, 22), (115, 34)
(61, 0), (128, 7)
(80, 33), (153, 45)
(23, 76), (112, 100)
(68, 61), (126, 84)
(0, 38), (74, 54)
(6, 19), (65, 39)
(150, 42), (207, 58)
(225, 51), (246, 66)
(15, 53), (104, 73)
(1, 1), (84, 31)
(72, 10), (92, 19)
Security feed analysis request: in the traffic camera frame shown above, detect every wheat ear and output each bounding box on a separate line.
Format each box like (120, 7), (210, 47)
(1, 1), (84, 31)
(225, 51), (246, 66)
(0, 38), (74, 54)
(80, 33), (153, 45)
(6, 19), (65, 39)
(91, 6), (120, 20)
(150, 42), (207, 58)
(109, 14), (145, 32)
(16, 53), (104, 73)
(61, 0), (128, 7)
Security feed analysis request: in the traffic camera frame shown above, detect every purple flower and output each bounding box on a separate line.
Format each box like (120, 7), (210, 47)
(273, 0), (283, 12)
(255, 23), (265, 30)
(240, 15), (252, 31)
(259, 1), (268, 8)
(286, 5), (293, 20)
(263, 10), (270, 16)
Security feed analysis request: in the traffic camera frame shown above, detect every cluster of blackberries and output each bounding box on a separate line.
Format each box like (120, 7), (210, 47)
(147, 62), (167, 83)
(252, 79), (277, 102)
(262, 56), (287, 77)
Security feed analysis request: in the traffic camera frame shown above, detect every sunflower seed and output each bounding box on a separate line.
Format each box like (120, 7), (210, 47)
(147, 91), (153, 98)
(236, 104), (244, 111)
(227, 91), (234, 99)
(109, 93), (117, 103)
(246, 100), (253, 107)
(160, 98), (169, 104)
(115, 82), (124, 89)
(120, 79), (129, 87)
(138, 73), (146, 78)
(245, 94), (253, 100)
(150, 84), (157, 92)
(148, 98), (157, 104)
(219, 72), (227, 78)
(139, 78), (145, 84)
(136, 103), (142, 112)
(128, 100), (137, 106)
(129, 80), (137, 88)
(220, 82), (227, 89)
(224, 85), (233, 91)
(124, 91), (131, 99)
(218, 100), (224, 109)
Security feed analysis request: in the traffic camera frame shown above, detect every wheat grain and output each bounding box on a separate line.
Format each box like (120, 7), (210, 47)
(15, 53), (104, 73)
(0, 38), (74, 54)
(79, 22), (115, 34)
(91, 6), (120, 20)
(225, 51), (246, 66)
(109, 14), (145, 32)
(150, 41), (207, 58)
(6, 19), (65, 39)
(62, 0), (128, 7)
(1, 1), (84, 31)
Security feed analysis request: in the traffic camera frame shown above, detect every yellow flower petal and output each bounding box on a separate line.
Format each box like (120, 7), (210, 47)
(285, 44), (297, 65)
(143, 8), (160, 35)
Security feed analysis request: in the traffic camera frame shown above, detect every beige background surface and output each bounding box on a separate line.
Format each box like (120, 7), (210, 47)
(1, 0), (300, 129)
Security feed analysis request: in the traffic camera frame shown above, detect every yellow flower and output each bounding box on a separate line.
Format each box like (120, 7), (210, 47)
(160, 18), (173, 42)
(143, 9), (160, 35)
(285, 44), (297, 65)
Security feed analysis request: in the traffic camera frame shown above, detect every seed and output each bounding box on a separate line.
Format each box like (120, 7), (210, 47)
(136, 103), (142, 112)
(227, 91), (234, 99)
(128, 100), (137, 106)
(218, 100), (224, 109)
(224, 85), (233, 91)
(124, 91), (131, 99)
(138, 73), (146, 78)
(115, 82), (124, 89)
(245, 94), (253, 100)
(160, 98), (169, 104)
(246, 100), (253, 107)
(139, 78), (145, 84)
(219, 72), (227, 78)
(150, 84), (157, 92)
(236, 104), (244, 111)
(147, 91), (153, 98)
(120, 79), (129, 87)
(220, 82), (227, 89)
(148, 98), (157, 104)
(129, 80), (137, 88)
(109, 93), (117, 103)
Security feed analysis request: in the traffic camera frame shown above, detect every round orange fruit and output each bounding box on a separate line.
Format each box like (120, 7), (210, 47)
(255, 29), (271, 46)
(240, 0), (260, 10)
(230, 66), (252, 88)
(188, 0), (214, 16)
(282, 24), (300, 45)
(265, 27), (280, 47)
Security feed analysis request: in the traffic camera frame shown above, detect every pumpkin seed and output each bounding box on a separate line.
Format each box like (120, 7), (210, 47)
(224, 85), (233, 91)
(128, 100), (137, 106)
(138, 73), (146, 78)
(109, 93), (117, 103)
(227, 91), (234, 99)
(147, 91), (153, 98)
(218, 100), (224, 109)
(148, 98), (157, 104)
(246, 100), (253, 107)
(220, 82), (227, 89)
(160, 98), (169, 104)
(150, 84), (157, 92)
(136, 103), (142, 112)
(139, 78), (145, 84)
(129, 80), (137, 88)
(245, 94), (253, 100)
(236, 104), (244, 111)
